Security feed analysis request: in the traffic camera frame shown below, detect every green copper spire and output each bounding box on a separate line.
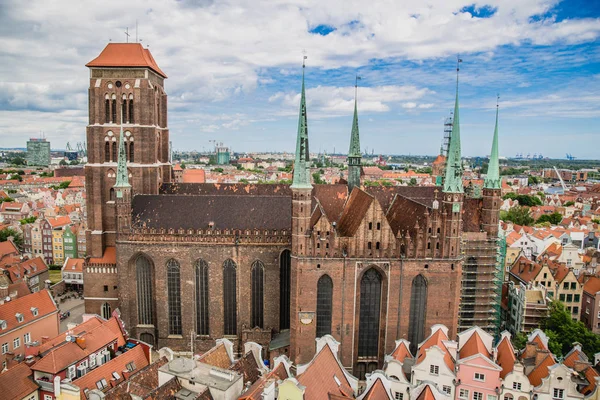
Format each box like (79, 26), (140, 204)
(347, 75), (362, 191)
(114, 114), (130, 188)
(484, 96), (501, 189)
(443, 58), (464, 194)
(291, 57), (312, 189)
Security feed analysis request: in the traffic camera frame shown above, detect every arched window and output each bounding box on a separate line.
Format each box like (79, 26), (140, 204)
(101, 302), (111, 319)
(105, 141), (110, 162)
(129, 96), (134, 123)
(129, 140), (134, 162)
(139, 332), (154, 346)
(121, 99), (127, 124)
(279, 250), (291, 329)
(195, 260), (209, 335)
(109, 188), (115, 201)
(167, 259), (182, 335)
(503, 395), (514, 400)
(358, 268), (382, 358)
(111, 98), (117, 123)
(223, 259), (237, 335)
(408, 274), (428, 353)
(112, 141), (117, 162)
(251, 261), (264, 328)
(104, 98), (110, 123)
(136, 255), (154, 325)
(316, 274), (333, 337)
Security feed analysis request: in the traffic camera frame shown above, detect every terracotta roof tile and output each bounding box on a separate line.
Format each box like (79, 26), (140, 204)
(417, 328), (455, 372)
(198, 343), (232, 369)
(36, 316), (104, 354)
(337, 188), (374, 237)
(72, 345), (149, 396)
(86, 43), (167, 78)
(0, 240), (19, 260)
(0, 290), (57, 334)
(5, 256), (48, 282)
(390, 341), (413, 363)
(63, 258), (84, 273)
(459, 330), (490, 359)
(583, 276), (600, 295)
(527, 355), (556, 386)
(88, 246), (116, 265)
(416, 385), (437, 400)
(47, 215), (71, 228)
(362, 378), (391, 399)
(495, 335), (516, 379)
(229, 351), (261, 385)
(510, 256), (542, 284)
(104, 356), (170, 398)
(182, 169), (206, 183)
(238, 362), (289, 400)
(0, 362), (38, 399)
(297, 345), (354, 400)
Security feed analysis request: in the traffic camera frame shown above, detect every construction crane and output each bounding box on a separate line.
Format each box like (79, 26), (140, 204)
(554, 166), (568, 192)
(76, 142), (87, 158)
(64, 142), (78, 160)
(566, 153), (576, 160)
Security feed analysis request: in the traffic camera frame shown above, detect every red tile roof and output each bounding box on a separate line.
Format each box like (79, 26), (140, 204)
(5, 256), (48, 282)
(86, 43), (167, 78)
(33, 317), (125, 374)
(47, 215), (71, 228)
(583, 276), (600, 295)
(459, 330), (490, 359)
(361, 378), (391, 399)
(72, 345), (149, 397)
(0, 362), (38, 399)
(415, 385), (437, 400)
(0, 290), (57, 334)
(417, 327), (455, 372)
(198, 343), (232, 369)
(0, 240), (19, 261)
(495, 335), (516, 379)
(297, 345), (354, 400)
(527, 354), (556, 386)
(36, 316), (104, 354)
(510, 256), (542, 284)
(182, 169), (206, 183)
(238, 362), (289, 400)
(63, 257), (84, 273)
(390, 340), (413, 363)
(88, 246), (116, 265)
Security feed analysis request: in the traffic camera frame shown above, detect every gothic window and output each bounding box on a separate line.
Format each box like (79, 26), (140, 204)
(111, 98), (117, 123)
(129, 140), (134, 162)
(408, 274), (428, 353)
(167, 259), (182, 335)
(223, 259), (237, 335)
(121, 98), (127, 123)
(105, 141), (110, 162)
(139, 333), (154, 346)
(112, 141), (117, 162)
(104, 97), (110, 123)
(279, 250), (291, 329)
(358, 268), (382, 358)
(101, 302), (111, 319)
(316, 274), (333, 337)
(129, 96), (134, 123)
(251, 261), (264, 328)
(109, 188), (115, 201)
(195, 260), (209, 335)
(136, 255), (154, 326)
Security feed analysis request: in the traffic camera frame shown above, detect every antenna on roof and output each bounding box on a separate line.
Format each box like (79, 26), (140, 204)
(135, 20), (138, 43)
(124, 27), (130, 43)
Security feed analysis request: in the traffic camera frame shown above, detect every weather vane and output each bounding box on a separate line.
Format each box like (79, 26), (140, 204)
(302, 49), (307, 67)
(355, 74), (362, 100)
(497, 93), (500, 108)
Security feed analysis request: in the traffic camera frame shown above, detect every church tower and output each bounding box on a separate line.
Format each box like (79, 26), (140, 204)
(290, 58), (313, 364)
(114, 120), (132, 234)
(442, 60), (464, 259)
(84, 43), (171, 257)
(347, 77), (362, 192)
(482, 98), (502, 237)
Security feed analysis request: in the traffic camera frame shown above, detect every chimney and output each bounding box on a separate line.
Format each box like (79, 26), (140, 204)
(76, 337), (86, 349)
(0, 283), (8, 298)
(41, 336), (49, 344)
(122, 370), (131, 380)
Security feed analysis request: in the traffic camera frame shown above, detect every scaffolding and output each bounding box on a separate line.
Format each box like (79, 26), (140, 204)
(458, 235), (505, 336)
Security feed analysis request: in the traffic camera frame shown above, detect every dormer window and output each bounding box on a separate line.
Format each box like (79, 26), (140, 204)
(126, 361), (136, 372)
(0, 320), (6, 330)
(15, 313), (23, 323)
(31, 307), (38, 317)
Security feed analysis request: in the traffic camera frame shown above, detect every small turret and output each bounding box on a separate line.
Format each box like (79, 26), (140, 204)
(347, 75), (362, 192)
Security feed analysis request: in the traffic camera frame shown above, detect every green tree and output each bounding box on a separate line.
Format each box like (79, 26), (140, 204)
(69, 160), (80, 165)
(408, 178), (417, 186)
(59, 160), (67, 166)
(528, 176), (540, 185)
(312, 172), (324, 184)
(19, 216), (37, 225)
(536, 212), (563, 225)
(0, 228), (23, 249)
(501, 206), (534, 226)
(541, 301), (600, 358)
(11, 156), (25, 166)
(180, 162), (186, 169)
(0, 197), (15, 203)
(512, 332), (528, 351)
(564, 201), (575, 207)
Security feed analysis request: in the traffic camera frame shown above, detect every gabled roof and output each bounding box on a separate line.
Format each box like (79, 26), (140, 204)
(63, 257), (84, 273)
(297, 344), (354, 400)
(527, 354), (556, 387)
(390, 340), (413, 363)
(104, 357), (170, 398)
(238, 361), (289, 400)
(415, 384), (437, 400)
(0, 290), (57, 334)
(416, 327), (455, 372)
(0, 362), (38, 399)
(459, 329), (491, 360)
(510, 256), (542, 284)
(495, 333), (517, 379)
(583, 276), (600, 295)
(86, 43), (167, 78)
(46, 215), (71, 228)
(71, 344), (149, 396)
(360, 377), (392, 399)
(229, 351), (261, 385)
(5, 256), (48, 282)
(198, 342), (232, 369)
(0, 240), (19, 261)
(336, 188), (374, 237)
(33, 317), (125, 374)
(36, 316), (104, 354)
(88, 246), (116, 265)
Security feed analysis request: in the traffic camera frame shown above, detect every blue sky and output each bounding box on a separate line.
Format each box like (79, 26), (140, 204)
(0, 0), (599, 158)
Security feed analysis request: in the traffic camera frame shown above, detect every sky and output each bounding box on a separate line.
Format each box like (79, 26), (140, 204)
(0, 0), (599, 158)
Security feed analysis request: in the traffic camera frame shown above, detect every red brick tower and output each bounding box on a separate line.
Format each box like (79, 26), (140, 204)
(84, 43), (171, 258)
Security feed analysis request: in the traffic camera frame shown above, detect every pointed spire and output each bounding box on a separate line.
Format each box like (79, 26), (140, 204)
(484, 95), (501, 189)
(443, 57), (464, 194)
(291, 56), (312, 189)
(114, 112), (130, 188)
(347, 75), (362, 192)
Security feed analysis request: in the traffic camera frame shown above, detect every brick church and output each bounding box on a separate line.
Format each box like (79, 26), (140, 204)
(83, 43), (503, 378)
